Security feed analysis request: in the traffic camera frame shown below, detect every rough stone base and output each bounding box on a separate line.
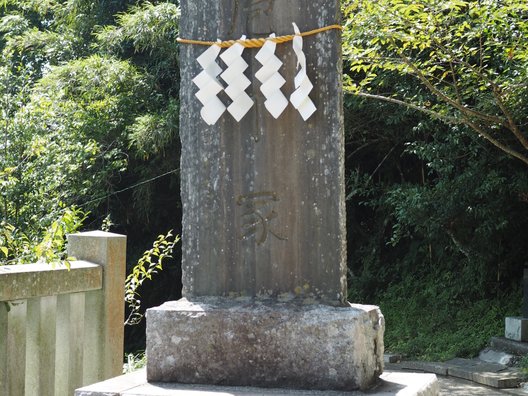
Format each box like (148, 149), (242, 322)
(146, 298), (384, 391)
(505, 317), (528, 342)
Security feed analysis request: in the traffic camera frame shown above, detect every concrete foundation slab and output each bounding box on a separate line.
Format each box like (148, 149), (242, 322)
(75, 369), (439, 396)
(146, 298), (384, 391)
(490, 336), (528, 355)
(390, 358), (523, 389)
(400, 362), (450, 376)
(505, 317), (528, 342)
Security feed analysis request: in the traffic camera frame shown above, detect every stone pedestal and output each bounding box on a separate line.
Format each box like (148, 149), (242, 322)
(147, 298), (384, 391)
(505, 317), (528, 342)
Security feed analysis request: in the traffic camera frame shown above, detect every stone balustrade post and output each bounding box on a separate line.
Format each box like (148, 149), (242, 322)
(67, 231), (127, 383)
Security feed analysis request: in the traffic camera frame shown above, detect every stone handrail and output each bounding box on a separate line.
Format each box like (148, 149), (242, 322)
(0, 231), (126, 396)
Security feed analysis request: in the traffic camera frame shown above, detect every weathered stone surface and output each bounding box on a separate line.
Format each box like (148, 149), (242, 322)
(490, 336), (528, 355)
(67, 231), (127, 382)
(0, 261), (101, 301)
(479, 348), (515, 366)
(505, 317), (528, 342)
(1, 232), (127, 395)
(446, 366), (521, 389)
(397, 358), (523, 389)
(179, 0), (346, 304)
(384, 354), (402, 364)
(400, 362), (449, 377)
(146, 298), (384, 391)
(379, 372), (439, 396)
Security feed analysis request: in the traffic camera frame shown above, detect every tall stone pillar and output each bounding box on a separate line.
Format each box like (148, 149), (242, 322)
(147, 0), (384, 391)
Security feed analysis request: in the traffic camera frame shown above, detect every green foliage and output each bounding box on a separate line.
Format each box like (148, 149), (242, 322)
(345, 93), (528, 359)
(353, 109), (527, 279)
(1, 55), (151, 231)
(0, 0), (160, 234)
(123, 351), (147, 373)
(0, 0), (182, 355)
(0, 1), (181, 235)
(95, 1), (181, 101)
(93, 1), (181, 228)
(95, 2), (180, 58)
(0, 206), (87, 265)
(343, 0), (528, 166)
(378, 275), (520, 360)
(101, 214), (114, 232)
(128, 98), (179, 160)
(33, 206), (87, 265)
(517, 355), (528, 375)
(53, 0), (137, 43)
(345, 55), (528, 357)
(124, 230), (179, 326)
(343, 0), (528, 360)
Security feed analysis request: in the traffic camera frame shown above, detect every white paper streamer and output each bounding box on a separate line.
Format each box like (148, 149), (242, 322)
(220, 36), (254, 122)
(193, 43), (226, 125)
(255, 34), (288, 119)
(290, 23), (316, 121)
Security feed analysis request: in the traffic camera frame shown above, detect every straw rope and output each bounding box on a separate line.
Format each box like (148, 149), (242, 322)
(177, 24), (342, 48)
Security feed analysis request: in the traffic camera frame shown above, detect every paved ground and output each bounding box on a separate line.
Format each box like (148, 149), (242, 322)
(386, 358), (528, 395)
(436, 375), (527, 395)
(77, 368), (528, 396)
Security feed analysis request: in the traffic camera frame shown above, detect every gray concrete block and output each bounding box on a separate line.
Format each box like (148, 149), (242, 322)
(490, 336), (528, 355)
(0, 261), (102, 301)
(400, 361), (449, 376)
(505, 317), (528, 342)
(445, 358), (505, 373)
(467, 371), (521, 389)
(384, 354), (402, 364)
(445, 366), (473, 382)
(146, 298), (384, 391)
(446, 364), (522, 389)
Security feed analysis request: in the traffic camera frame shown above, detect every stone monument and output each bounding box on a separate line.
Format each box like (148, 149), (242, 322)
(146, 0), (384, 391)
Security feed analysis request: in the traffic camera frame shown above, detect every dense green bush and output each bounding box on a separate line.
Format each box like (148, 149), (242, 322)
(344, 98), (526, 359)
(343, 0), (528, 359)
(379, 278), (519, 360)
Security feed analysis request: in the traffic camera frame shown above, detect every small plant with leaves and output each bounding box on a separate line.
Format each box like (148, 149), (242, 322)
(123, 351), (147, 374)
(124, 230), (179, 326)
(0, 206), (86, 265)
(33, 206), (87, 265)
(518, 354), (528, 377)
(101, 214), (114, 232)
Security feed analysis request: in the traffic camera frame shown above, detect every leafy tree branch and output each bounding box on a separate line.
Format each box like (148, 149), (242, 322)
(343, 0), (528, 166)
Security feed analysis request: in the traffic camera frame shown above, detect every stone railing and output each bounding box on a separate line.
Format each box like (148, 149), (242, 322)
(0, 231), (126, 396)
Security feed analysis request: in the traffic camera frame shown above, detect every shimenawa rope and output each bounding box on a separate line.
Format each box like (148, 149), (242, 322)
(177, 24), (342, 48)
